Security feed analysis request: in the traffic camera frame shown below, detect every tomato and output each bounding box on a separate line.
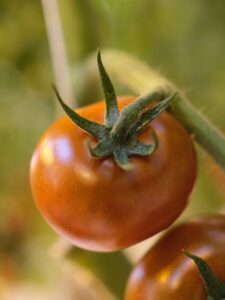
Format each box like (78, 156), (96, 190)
(125, 214), (225, 300)
(30, 96), (196, 252)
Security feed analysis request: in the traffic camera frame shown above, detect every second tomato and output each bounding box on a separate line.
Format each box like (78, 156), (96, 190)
(125, 214), (225, 300)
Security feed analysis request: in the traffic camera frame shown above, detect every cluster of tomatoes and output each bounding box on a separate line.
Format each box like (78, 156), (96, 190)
(30, 54), (225, 299)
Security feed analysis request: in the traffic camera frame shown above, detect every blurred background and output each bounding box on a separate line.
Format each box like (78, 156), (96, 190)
(0, 0), (225, 299)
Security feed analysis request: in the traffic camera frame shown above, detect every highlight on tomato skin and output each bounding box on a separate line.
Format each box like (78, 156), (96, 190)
(125, 214), (225, 300)
(30, 95), (197, 252)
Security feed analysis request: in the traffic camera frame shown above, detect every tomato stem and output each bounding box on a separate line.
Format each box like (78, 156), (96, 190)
(172, 95), (225, 172)
(184, 251), (225, 300)
(97, 48), (119, 127)
(128, 92), (177, 137)
(52, 84), (107, 139)
(82, 49), (225, 172)
(111, 91), (171, 141)
(53, 50), (176, 170)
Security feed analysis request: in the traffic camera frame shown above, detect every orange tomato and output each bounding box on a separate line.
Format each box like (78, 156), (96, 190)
(125, 214), (225, 300)
(30, 96), (196, 252)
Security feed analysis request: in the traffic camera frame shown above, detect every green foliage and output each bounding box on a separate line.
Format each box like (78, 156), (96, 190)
(67, 247), (131, 299)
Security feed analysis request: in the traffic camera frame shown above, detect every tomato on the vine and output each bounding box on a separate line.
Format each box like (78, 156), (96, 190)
(125, 214), (225, 300)
(30, 95), (196, 251)
(30, 51), (196, 252)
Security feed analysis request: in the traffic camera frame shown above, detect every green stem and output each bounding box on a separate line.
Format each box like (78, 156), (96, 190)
(110, 90), (170, 143)
(56, 50), (174, 170)
(53, 85), (107, 138)
(97, 49), (119, 127)
(173, 94), (225, 171)
(81, 49), (225, 171)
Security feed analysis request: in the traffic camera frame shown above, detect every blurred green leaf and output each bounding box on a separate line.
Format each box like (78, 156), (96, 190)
(67, 247), (132, 299)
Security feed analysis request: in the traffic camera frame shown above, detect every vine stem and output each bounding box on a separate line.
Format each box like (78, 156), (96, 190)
(81, 49), (225, 171)
(41, 0), (74, 109)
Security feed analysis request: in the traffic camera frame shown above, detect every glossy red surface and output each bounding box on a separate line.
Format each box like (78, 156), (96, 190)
(125, 214), (225, 300)
(30, 96), (196, 251)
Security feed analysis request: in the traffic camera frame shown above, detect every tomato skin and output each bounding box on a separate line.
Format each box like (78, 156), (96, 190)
(30, 96), (196, 252)
(125, 214), (225, 300)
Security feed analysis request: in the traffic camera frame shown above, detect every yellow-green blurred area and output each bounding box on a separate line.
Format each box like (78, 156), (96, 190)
(0, 0), (225, 299)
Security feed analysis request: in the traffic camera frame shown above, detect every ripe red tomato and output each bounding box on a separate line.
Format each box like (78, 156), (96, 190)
(30, 96), (196, 252)
(125, 214), (225, 300)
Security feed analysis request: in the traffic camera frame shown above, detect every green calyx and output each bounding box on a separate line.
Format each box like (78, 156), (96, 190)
(184, 251), (225, 300)
(53, 49), (176, 170)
